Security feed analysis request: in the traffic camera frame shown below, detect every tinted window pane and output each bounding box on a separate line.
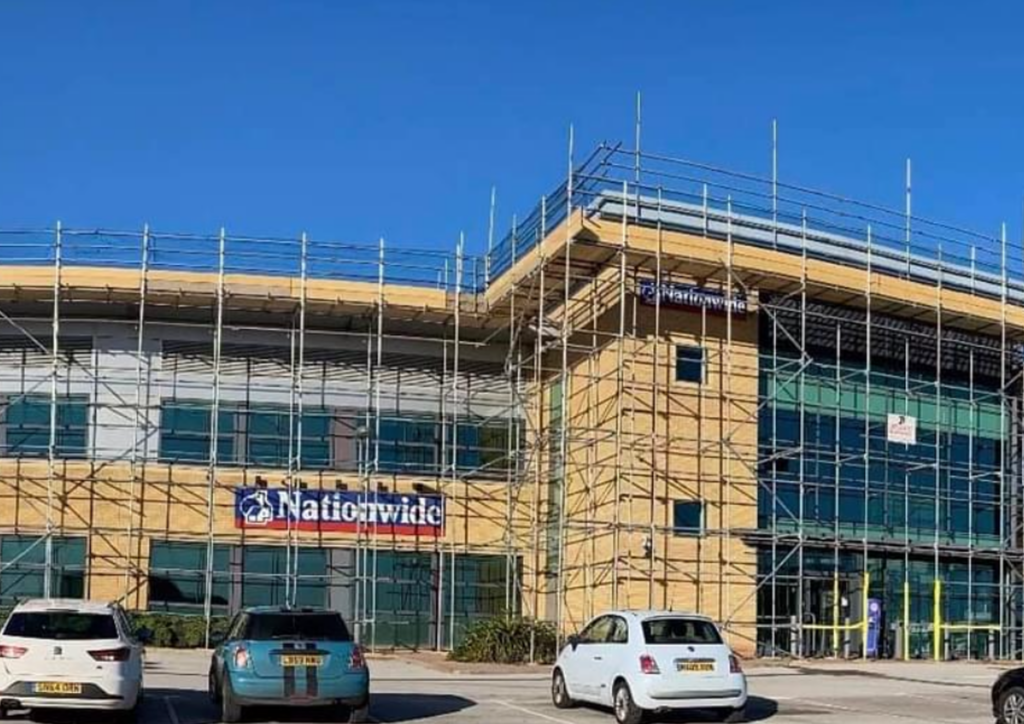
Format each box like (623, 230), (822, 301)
(245, 613), (351, 641)
(642, 617), (722, 645)
(5, 396), (88, 458)
(4, 612), (117, 640)
(676, 346), (703, 383)
(673, 501), (703, 535)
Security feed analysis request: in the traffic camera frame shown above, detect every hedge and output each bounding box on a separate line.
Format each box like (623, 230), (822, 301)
(449, 616), (558, 664)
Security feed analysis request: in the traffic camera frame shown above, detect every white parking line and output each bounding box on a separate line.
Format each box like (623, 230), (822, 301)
(163, 695), (181, 724)
(490, 699), (581, 724)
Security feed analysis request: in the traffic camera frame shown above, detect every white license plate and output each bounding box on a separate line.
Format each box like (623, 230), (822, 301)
(676, 660), (715, 673)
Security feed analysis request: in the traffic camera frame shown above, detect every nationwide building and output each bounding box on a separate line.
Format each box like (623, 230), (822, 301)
(0, 142), (1022, 660)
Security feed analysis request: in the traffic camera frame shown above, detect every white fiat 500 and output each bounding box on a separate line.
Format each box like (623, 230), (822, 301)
(0, 599), (147, 722)
(552, 611), (747, 724)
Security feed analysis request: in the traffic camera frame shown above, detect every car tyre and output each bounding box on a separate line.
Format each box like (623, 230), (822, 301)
(208, 667), (221, 704)
(221, 672), (244, 724)
(1000, 686), (1024, 724)
(613, 681), (643, 724)
(552, 669), (575, 709)
(347, 700), (370, 723)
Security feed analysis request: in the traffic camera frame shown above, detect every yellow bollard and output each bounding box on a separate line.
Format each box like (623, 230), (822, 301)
(933, 579), (942, 661)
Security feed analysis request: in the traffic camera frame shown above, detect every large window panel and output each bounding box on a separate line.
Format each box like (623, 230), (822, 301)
(241, 546), (327, 608)
(148, 541), (230, 613)
(0, 536), (86, 603)
(3, 395), (88, 459)
(246, 406), (332, 469)
(377, 416), (438, 474)
(159, 401), (235, 464)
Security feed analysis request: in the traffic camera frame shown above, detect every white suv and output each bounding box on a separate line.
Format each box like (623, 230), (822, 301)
(552, 611), (748, 724)
(0, 599), (146, 721)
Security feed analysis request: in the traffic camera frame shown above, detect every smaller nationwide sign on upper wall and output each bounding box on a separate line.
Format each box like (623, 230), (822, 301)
(638, 279), (748, 315)
(235, 488), (445, 537)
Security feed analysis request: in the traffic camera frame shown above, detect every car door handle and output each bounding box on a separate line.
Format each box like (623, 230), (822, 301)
(593, 656), (603, 660)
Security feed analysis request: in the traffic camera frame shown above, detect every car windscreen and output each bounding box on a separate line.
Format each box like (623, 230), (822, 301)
(3, 612), (118, 640)
(245, 613), (351, 642)
(641, 618), (722, 645)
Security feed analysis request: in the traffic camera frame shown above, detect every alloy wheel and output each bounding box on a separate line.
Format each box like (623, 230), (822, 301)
(1006, 692), (1024, 724)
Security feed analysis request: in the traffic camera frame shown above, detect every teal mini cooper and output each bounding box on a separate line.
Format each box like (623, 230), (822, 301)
(209, 607), (369, 723)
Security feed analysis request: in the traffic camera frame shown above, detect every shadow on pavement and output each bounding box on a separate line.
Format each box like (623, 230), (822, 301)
(574, 696), (778, 724)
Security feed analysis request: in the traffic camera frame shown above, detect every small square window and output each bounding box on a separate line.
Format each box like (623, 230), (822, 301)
(673, 500), (703, 536)
(676, 345), (704, 383)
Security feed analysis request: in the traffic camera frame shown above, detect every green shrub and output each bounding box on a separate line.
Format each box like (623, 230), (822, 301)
(449, 616), (558, 664)
(127, 611), (231, 648)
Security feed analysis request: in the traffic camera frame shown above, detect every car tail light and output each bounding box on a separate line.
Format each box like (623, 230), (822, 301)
(0, 645), (26, 659)
(729, 654), (743, 674)
(349, 644), (366, 671)
(88, 647), (131, 662)
(639, 654), (660, 674)
(233, 645), (250, 669)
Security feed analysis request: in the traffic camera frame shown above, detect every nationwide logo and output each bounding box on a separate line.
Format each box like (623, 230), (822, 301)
(638, 279), (747, 315)
(234, 488), (445, 537)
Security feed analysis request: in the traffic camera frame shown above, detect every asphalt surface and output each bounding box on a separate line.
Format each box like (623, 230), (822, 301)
(0, 650), (1010, 724)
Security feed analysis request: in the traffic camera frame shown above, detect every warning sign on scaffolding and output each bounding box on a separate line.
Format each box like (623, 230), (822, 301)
(887, 414), (917, 445)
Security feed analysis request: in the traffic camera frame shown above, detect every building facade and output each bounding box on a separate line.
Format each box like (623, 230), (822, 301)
(1, 144), (1023, 660)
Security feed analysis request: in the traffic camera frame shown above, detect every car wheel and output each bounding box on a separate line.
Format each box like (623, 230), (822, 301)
(613, 681), (643, 724)
(208, 667), (221, 704)
(552, 670), (575, 709)
(1000, 686), (1024, 724)
(347, 699), (370, 723)
(221, 673), (244, 724)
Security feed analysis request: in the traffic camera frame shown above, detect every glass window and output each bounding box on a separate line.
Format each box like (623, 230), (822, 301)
(676, 346), (704, 384)
(148, 541), (230, 613)
(244, 612), (351, 642)
(3, 612), (117, 640)
(0, 536), (86, 603)
(642, 617), (723, 645)
(376, 416), (438, 475)
(241, 546), (327, 608)
(580, 616), (614, 644)
(673, 501), (703, 536)
(608, 616), (629, 644)
(159, 401), (235, 464)
(455, 420), (515, 476)
(245, 406), (332, 470)
(4, 395), (88, 459)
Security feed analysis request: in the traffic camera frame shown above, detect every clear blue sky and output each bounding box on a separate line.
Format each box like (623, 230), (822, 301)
(2, 2), (1023, 256)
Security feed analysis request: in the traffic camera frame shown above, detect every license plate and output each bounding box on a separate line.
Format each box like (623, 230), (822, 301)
(280, 654), (322, 667)
(34, 682), (83, 695)
(677, 660), (715, 673)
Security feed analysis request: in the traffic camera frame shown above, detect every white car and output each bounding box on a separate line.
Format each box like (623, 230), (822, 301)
(0, 599), (146, 721)
(552, 611), (747, 724)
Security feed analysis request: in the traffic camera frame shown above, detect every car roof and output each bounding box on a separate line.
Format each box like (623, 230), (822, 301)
(241, 606), (338, 615)
(602, 610), (715, 622)
(10, 599), (117, 614)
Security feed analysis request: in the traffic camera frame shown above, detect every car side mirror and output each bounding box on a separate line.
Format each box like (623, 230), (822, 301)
(567, 634), (580, 650)
(135, 627), (153, 645)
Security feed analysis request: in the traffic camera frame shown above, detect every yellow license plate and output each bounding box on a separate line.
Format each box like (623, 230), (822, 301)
(34, 682), (83, 695)
(678, 661), (715, 672)
(280, 654), (322, 667)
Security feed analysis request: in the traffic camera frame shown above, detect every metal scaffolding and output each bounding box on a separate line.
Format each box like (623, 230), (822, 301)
(0, 123), (1023, 661)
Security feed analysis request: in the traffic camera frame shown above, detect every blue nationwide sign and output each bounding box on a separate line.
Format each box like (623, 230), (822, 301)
(235, 488), (445, 537)
(638, 279), (747, 315)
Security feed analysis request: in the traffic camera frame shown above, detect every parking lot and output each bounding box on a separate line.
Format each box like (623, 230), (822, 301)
(1, 649), (1006, 724)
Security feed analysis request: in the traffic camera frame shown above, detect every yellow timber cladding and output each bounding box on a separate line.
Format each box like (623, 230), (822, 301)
(3, 143), (1024, 659)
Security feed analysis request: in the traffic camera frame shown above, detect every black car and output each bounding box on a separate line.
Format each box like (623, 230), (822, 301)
(992, 668), (1024, 724)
